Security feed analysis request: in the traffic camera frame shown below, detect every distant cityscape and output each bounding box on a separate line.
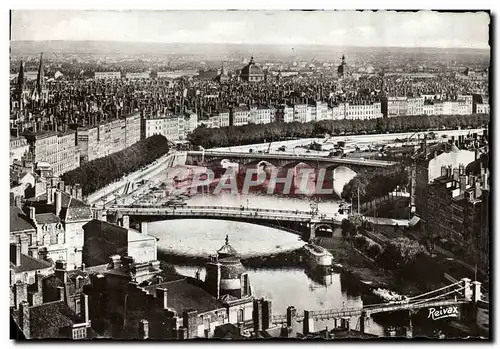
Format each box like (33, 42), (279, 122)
(10, 10), (491, 341)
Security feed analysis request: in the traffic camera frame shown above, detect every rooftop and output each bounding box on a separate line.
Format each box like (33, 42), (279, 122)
(35, 212), (61, 225)
(29, 300), (83, 339)
(11, 254), (52, 273)
(10, 206), (35, 232)
(143, 278), (224, 315)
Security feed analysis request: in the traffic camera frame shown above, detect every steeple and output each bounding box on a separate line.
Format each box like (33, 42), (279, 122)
(249, 56), (255, 65)
(341, 54), (346, 65)
(17, 61), (25, 95)
(36, 52), (44, 94)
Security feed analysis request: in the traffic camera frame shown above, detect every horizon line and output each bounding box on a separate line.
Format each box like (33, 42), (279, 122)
(10, 39), (490, 51)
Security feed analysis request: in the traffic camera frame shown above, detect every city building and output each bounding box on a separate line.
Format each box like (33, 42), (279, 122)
(381, 97), (408, 117)
(10, 136), (29, 165)
(82, 219), (158, 267)
(94, 72), (121, 79)
(240, 57), (265, 82)
(76, 113), (141, 163)
(125, 72), (150, 79)
(427, 163), (489, 270)
(23, 185), (93, 270)
(343, 102), (383, 120)
(413, 140), (477, 233)
(407, 97), (424, 116)
(23, 129), (80, 178)
(249, 106), (273, 125)
(230, 107), (250, 126)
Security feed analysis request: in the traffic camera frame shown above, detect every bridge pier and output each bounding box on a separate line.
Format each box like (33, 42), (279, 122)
(461, 278), (473, 301)
(309, 224), (316, 241)
(121, 215), (130, 229)
(140, 221), (148, 235)
(340, 318), (350, 330)
(406, 310), (413, 338)
(286, 306), (297, 328)
(359, 311), (368, 334)
(302, 310), (314, 335)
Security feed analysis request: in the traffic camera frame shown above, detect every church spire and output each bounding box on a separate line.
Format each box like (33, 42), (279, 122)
(36, 52), (44, 94)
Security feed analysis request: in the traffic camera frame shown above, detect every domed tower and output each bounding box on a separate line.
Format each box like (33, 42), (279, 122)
(337, 54), (348, 78)
(240, 56), (265, 82)
(204, 235), (252, 300)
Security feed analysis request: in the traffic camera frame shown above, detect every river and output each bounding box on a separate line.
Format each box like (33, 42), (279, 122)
(147, 194), (391, 335)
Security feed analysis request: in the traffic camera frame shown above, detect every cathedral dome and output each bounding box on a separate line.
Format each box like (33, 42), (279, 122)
(240, 57), (264, 82)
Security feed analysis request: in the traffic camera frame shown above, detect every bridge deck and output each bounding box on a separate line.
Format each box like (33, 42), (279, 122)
(188, 151), (398, 168)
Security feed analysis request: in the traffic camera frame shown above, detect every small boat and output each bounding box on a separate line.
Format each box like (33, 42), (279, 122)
(303, 243), (333, 272)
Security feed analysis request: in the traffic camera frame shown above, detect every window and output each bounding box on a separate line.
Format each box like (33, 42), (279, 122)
(72, 327), (87, 339)
(237, 309), (244, 323)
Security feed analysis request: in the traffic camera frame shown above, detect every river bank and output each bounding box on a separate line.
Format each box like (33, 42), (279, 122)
(315, 236), (422, 296)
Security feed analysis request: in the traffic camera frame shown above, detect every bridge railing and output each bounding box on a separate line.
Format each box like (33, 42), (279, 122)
(109, 204), (313, 216)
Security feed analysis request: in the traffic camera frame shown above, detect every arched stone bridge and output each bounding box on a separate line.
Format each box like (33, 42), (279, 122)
(186, 150), (399, 175)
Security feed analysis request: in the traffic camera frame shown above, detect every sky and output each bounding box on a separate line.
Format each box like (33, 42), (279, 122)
(10, 10), (490, 49)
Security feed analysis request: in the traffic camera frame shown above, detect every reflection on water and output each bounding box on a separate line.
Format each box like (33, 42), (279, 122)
(174, 264), (385, 336)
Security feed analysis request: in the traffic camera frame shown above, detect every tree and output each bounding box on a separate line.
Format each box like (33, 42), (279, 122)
(377, 237), (428, 270)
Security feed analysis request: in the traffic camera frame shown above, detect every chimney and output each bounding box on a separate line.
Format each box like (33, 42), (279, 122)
(122, 256), (134, 271)
(57, 286), (65, 301)
(65, 185), (71, 194)
(108, 255), (122, 269)
(10, 243), (22, 267)
(19, 300), (30, 339)
(139, 319), (149, 339)
(80, 293), (89, 323)
(459, 175), (467, 193)
(29, 206), (36, 223)
(177, 327), (187, 340)
(286, 306), (296, 328)
(156, 288), (168, 309)
(262, 299), (272, 331)
(81, 263), (85, 271)
(441, 165), (447, 177)
(58, 180), (65, 191)
(475, 179), (482, 199)
(55, 260), (67, 283)
(253, 299), (263, 333)
(77, 188), (83, 200)
(46, 187), (54, 204)
(55, 191), (62, 216)
(453, 168), (459, 182)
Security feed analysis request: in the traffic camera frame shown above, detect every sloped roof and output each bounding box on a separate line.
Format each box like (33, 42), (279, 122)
(11, 254), (52, 273)
(10, 206), (35, 233)
(29, 301), (82, 339)
(35, 213), (61, 225)
(143, 278), (224, 315)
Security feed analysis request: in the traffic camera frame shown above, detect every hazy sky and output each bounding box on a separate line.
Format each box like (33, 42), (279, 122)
(11, 10), (490, 49)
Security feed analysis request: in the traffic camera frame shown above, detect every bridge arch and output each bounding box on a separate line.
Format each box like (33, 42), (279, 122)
(325, 165), (358, 197)
(126, 214), (313, 238)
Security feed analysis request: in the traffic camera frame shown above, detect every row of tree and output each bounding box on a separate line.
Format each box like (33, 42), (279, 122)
(188, 114), (489, 149)
(341, 167), (409, 203)
(62, 135), (170, 195)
